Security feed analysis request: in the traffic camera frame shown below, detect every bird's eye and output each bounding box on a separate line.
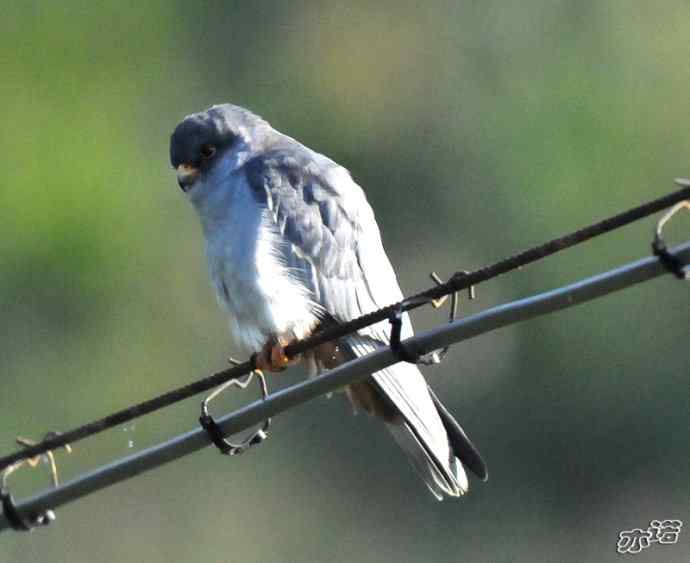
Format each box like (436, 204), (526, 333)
(200, 144), (216, 159)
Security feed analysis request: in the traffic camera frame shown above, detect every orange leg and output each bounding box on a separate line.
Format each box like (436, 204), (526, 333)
(254, 335), (299, 372)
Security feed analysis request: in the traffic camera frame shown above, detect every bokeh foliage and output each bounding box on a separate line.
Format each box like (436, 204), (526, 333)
(1, 2), (689, 562)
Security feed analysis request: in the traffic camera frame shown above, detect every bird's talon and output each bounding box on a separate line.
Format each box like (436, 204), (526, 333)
(270, 344), (290, 370)
(253, 337), (298, 372)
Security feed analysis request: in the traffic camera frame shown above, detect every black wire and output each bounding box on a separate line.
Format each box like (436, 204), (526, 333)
(285, 180), (690, 357)
(1, 181), (688, 472)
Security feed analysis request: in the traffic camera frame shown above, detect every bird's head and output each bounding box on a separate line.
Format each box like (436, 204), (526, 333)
(169, 104), (269, 196)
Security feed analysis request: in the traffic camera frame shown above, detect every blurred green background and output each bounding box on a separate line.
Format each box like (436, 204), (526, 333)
(1, 2), (689, 562)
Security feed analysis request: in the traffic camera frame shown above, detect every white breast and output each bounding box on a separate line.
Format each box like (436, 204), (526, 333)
(201, 175), (318, 353)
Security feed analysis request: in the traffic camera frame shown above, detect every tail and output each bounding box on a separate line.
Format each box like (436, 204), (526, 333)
(427, 386), (488, 483)
(347, 336), (487, 499)
(382, 380), (488, 499)
(386, 421), (468, 500)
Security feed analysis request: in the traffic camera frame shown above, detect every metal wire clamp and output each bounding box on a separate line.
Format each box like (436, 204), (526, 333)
(427, 270), (476, 363)
(387, 268), (477, 366)
(0, 487), (55, 531)
(0, 432), (71, 532)
(652, 200), (690, 280)
(199, 370), (271, 456)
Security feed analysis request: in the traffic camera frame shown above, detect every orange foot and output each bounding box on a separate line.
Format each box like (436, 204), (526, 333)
(254, 335), (299, 372)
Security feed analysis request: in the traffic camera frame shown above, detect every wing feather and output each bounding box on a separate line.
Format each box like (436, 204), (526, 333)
(245, 148), (466, 496)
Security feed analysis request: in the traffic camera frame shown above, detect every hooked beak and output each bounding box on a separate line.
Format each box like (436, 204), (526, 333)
(176, 164), (199, 192)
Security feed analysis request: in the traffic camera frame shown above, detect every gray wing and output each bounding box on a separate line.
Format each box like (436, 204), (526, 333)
(245, 147), (468, 497)
(245, 149), (397, 328)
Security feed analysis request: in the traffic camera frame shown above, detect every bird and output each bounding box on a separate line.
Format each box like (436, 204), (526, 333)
(170, 104), (487, 499)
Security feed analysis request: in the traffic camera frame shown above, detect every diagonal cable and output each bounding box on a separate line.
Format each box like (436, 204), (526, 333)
(0, 180), (688, 473)
(1, 239), (688, 533)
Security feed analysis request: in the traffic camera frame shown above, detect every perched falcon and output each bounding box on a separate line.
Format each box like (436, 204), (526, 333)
(170, 104), (487, 499)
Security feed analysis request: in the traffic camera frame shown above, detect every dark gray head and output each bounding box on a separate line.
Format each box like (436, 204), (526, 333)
(170, 104), (269, 192)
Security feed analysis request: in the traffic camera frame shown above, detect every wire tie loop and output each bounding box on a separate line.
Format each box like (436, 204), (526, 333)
(199, 371), (271, 456)
(388, 300), (425, 364)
